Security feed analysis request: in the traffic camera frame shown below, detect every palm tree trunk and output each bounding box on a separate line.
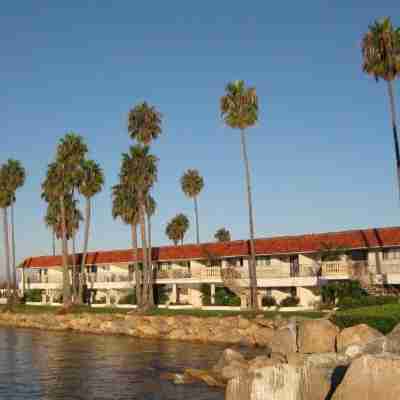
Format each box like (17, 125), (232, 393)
(138, 200), (151, 308)
(388, 80), (400, 198)
(146, 213), (154, 306)
(131, 223), (142, 307)
(194, 196), (200, 244)
(3, 207), (11, 295)
(78, 197), (91, 304)
(240, 129), (258, 310)
(71, 233), (77, 302)
(60, 195), (71, 306)
(52, 228), (56, 256)
(10, 202), (17, 289)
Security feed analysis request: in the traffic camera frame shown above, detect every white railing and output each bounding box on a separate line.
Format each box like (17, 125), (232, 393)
(380, 261), (400, 274)
(321, 262), (348, 275)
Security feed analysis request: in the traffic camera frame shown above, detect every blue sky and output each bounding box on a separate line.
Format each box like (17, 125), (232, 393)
(0, 1), (399, 265)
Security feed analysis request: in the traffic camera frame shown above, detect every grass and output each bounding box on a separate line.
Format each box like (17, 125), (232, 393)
(332, 303), (400, 334)
(0, 304), (325, 319)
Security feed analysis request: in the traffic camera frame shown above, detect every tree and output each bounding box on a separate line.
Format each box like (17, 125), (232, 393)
(145, 194), (156, 264)
(119, 145), (158, 309)
(112, 183), (142, 307)
(78, 160), (104, 301)
(362, 17), (400, 197)
(165, 214), (190, 245)
(215, 227), (231, 242)
(1, 160), (26, 291)
(0, 165), (13, 293)
(42, 133), (88, 307)
(220, 80), (259, 309)
(128, 102), (162, 144)
(180, 169), (204, 244)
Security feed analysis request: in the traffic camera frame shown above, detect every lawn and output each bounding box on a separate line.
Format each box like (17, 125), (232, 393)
(332, 303), (400, 334)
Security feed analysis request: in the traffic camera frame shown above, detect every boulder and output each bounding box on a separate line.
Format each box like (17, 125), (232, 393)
(268, 326), (297, 354)
(361, 336), (400, 355)
(248, 356), (282, 372)
(331, 354), (400, 400)
(252, 326), (275, 347)
(337, 324), (383, 353)
(213, 348), (246, 374)
(220, 360), (248, 381)
(298, 319), (339, 353)
(183, 368), (225, 388)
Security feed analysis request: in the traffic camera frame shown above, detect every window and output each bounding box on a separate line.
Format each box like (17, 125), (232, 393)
(226, 258), (242, 267)
(256, 256), (271, 267)
(382, 249), (400, 260)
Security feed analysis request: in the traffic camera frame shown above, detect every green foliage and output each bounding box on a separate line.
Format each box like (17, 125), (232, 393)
(220, 80), (258, 130)
(79, 160), (104, 199)
(181, 169), (204, 198)
(280, 296), (300, 307)
(321, 281), (365, 305)
(24, 289), (42, 302)
(154, 285), (169, 305)
(338, 295), (399, 309)
(262, 296), (276, 307)
(200, 283), (211, 305)
(200, 285), (240, 306)
(214, 227), (231, 242)
(332, 303), (400, 334)
(118, 290), (137, 305)
(165, 213), (190, 245)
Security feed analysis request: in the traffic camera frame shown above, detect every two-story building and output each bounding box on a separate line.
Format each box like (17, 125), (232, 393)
(19, 226), (400, 308)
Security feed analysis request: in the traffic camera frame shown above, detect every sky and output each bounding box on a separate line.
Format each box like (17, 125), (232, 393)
(0, 1), (399, 267)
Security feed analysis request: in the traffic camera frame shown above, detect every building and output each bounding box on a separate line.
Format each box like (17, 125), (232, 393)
(19, 226), (400, 308)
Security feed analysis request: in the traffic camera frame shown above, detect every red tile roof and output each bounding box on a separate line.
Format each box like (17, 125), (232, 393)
(20, 226), (400, 269)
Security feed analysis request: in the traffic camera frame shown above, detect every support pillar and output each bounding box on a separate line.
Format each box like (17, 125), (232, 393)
(171, 284), (177, 304)
(211, 284), (216, 305)
(105, 292), (111, 305)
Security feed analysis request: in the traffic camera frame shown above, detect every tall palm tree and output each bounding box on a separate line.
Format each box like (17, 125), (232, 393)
(120, 145), (158, 309)
(220, 80), (259, 309)
(165, 214), (190, 245)
(128, 102), (162, 144)
(0, 165), (13, 293)
(112, 183), (142, 306)
(215, 227), (231, 242)
(78, 160), (104, 301)
(42, 133), (87, 307)
(3, 159), (25, 290)
(180, 169), (204, 244)
(362, 17), (400, 197)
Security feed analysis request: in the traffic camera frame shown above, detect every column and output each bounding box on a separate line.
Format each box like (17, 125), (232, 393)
(105, 292), (111, 305)
(257, 291), (263, 309)
(171, 284), (177, 304)
(211, 284), (216, 305)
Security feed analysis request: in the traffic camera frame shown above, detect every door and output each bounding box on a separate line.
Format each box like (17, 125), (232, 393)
(290, 255), (299, 277)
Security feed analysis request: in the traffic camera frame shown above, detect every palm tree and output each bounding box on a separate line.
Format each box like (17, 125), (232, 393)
(220, 80), (259, 309)
(3, 160), (25, 290)
(128, 102), (162, 144)
(78, 160), (104, 301)
(215, 227), (231, 242)
(0, 165), (13, 293)
(112, 183), (142, 306)
(145, 194), (156, 265)
(42, 133), (88, 307)
(119, 145), (158, 309)
(165, 214), (190, 245)
(362, 17), (400, 197)
(180, 169), (204, 244)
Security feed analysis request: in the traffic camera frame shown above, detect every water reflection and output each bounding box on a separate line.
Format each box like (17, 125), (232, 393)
(0, 328), (227, 400)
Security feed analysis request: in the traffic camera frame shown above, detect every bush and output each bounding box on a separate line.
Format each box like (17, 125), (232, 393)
(262, 296), (276, 307)
(338, 295), (399, 309)
(321, 280), (366, 305)
(280, 296), (300, 307)
(154, 285), (169, 305)
(118, 290), (137, 305)
(200, 284), (211, 305)
(214, 288), (241, 306)
(24, 289), (42, 302)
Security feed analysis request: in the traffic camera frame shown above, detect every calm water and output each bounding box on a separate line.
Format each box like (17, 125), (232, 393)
(0, 327), (230, 400)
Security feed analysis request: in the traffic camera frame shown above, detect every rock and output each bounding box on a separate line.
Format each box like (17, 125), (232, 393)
(337, 324), (383, 353)
(298, 319), (339, 353)
(160, 372), (194, 384)
(268, 326), (297, 354)
(226, 364), (303, 400)
(331, 354), (400, 400)
(213, 348), (246, 374)
(220, 360), (248, 381)
(269, 352), (287, 364)
(361, 336), (400, 355)
(252, 326), (275, 347)
(183, 368), (225, 388)
(248, 356), (282, 372)
(237, 316), (251, 329)
(344, 344), (363, 359)
(255, 318), (275, 329)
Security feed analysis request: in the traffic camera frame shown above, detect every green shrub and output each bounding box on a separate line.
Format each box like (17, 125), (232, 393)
(24, 289), (42, 302)
(118, 290), (137, 305)
(200, 284), (211, 305)
(280, 296), (300, 307)
(321, 280), (366, 305)
(214, 288), (241, 306)
(262, 296), (276, 307)
(154, 285), (169, 305)
(338, 295), (399, 309)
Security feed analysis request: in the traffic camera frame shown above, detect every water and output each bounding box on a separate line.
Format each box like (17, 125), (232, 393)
(0, 327), (229, 400)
